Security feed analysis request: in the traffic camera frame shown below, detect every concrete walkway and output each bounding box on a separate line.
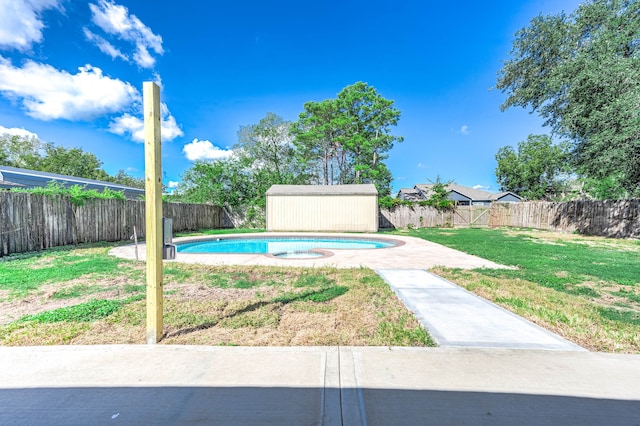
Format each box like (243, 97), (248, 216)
(1, 345), (639, 425)
(377, 269), (585, 351)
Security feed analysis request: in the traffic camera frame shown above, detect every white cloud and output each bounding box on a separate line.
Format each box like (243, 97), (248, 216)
(0, 56), (138, 120)
(83, 28), (127, 61)
(167, 181), (179, 189)
(108, 103), (183, 142)
(88, 0), (163, 68)
(0, 125), (39, 139)
(159, 114), (183, 141)
(460, 124), (470, 136)
(183, 139), (233, 162)
(108, 113), (143, 140)
(417, 162), (428, 169)
(473, 184), (490, 191)
(0, 0), (61, 51)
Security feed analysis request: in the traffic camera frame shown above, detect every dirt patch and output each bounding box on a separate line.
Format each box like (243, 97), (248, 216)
(27, 257), (56, 269)
(0, 276), (139, 325)
(166, 283), (261, 302)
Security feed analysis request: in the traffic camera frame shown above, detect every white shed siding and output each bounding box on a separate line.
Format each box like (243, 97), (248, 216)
(266, 184), (378, 232)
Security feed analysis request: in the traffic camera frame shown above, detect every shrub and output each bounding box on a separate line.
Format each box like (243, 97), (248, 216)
(14, 181), (125, 205)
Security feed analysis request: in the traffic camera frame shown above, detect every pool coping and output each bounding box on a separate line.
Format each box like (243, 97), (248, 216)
(109, 232), (510, 270)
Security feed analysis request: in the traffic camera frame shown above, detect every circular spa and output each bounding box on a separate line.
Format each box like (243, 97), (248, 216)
(175, 236), (399, 259)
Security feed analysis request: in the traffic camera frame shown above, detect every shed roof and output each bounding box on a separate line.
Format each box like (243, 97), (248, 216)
(266, 184), (378, 196)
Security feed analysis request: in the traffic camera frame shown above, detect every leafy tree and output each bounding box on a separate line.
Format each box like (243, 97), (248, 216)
(236, 112), (308, 186)
(175, 158), (252, 207)
(496, 0), (640, 196)
(579, 175), (628, 200)
(1, 132), (146, 189)
(175, 113), (308, 210)
(0, 134), (42, 167)
(292, 99), (345, 185)
(424, 176), (455, 210)
(338, 82), (403, 193)
(104, 170), (145, 189)
(24, 143), (110, 181)
(495, 134), (570, 200)
(293, 82), (402, 196)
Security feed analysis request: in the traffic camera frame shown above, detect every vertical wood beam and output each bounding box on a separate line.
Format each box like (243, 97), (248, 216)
(144, 82), (163, 344)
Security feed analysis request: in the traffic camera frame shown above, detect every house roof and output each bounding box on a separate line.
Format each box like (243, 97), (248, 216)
(490, 191), (521, 201)
(0, 165), (145, 198)
(413, 183), (521, 202)
(266, 184), (378, 196)
(0, 179), (24, 189)
(397, 188), (423, 201)
(415, 183), (491, 201)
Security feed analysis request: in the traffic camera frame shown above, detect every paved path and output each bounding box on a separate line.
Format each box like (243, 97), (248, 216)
(1, 345), (639, 425)
(377, 269), (585, 351)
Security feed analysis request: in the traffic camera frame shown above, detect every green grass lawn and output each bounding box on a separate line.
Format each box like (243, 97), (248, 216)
(0, 239), (431, 347)
(390, 227), (640, 352)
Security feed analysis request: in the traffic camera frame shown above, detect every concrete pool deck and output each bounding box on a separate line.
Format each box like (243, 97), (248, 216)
(109, 232), (511, 270)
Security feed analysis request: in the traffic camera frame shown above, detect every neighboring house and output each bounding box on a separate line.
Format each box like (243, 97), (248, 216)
(396, 188), (423, 202)
(397, 183), (521, 205)
(0, 165), (145, 199)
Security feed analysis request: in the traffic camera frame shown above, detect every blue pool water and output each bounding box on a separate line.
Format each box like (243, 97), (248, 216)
(176, 237), (395, 254)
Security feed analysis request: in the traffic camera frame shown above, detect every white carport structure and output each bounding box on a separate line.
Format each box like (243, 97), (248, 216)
(266, 184), (378, 232)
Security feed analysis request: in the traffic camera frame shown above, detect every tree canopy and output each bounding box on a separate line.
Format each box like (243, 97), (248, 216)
(236, 112), (308, 186)
(496, 0), (640, 196)
(495, 134), (571, 200)
(0, 134), (42, 168)
(26, 143), (109, 181)
(292, 82), (402, 196)
(175, 83), (404, 216)
(0, 133), (144, 188)
(175, 113), (308, 213)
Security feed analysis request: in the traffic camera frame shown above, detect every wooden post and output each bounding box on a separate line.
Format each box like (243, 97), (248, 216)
(144, 82), (163, 344)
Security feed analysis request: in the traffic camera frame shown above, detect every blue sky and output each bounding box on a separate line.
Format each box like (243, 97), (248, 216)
(0, 0), (583, 193)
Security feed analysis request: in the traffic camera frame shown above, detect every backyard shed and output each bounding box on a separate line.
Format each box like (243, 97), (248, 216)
(266, 184), (378, 232)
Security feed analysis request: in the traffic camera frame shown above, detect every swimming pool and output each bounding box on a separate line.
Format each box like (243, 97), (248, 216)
(176, 236), (397, 255)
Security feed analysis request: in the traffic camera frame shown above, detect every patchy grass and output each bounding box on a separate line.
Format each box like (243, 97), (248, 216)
(0, 243), (139, 298)
(0, 243), (432, 347)
(393, 228), (640, 353)
(19, 296), (143, 323)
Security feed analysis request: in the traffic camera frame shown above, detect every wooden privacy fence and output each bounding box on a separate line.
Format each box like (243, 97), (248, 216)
(489, 200), (640, 239)
(380, 199), (640, 239)
(0, 192), (222, 257)
(379, 205), (491, 229)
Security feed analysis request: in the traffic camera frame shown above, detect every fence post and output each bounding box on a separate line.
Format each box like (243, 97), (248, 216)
(144, 81), (163, 344)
